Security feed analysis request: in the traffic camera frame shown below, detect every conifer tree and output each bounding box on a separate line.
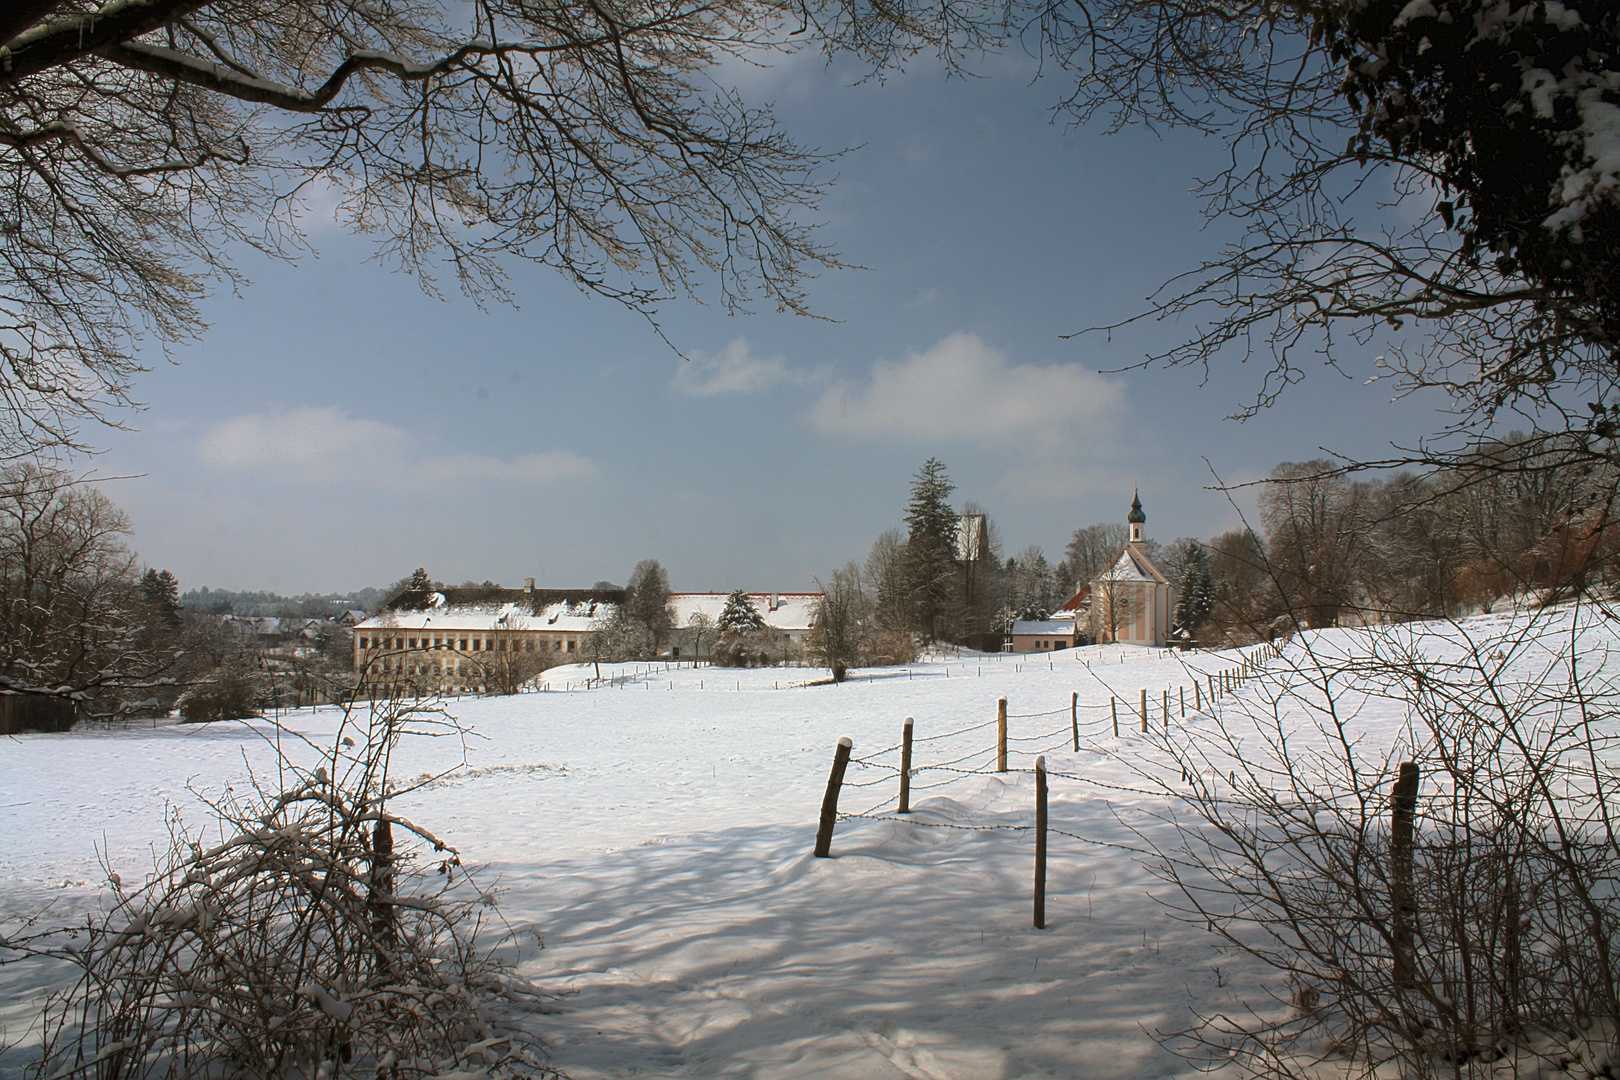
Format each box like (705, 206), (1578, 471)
(140, 568), (182, 628)
(717, 589), (766, 634)
(408, 568), (433, 591)
(1174, 543), (1216, 640)
(902, 458), (959, 642)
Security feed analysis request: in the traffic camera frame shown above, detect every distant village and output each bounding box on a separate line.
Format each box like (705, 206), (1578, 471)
(350, 490), (1179, 696)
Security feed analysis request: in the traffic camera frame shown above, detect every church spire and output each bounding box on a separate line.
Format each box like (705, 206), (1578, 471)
(1128, 488), (1145, 542)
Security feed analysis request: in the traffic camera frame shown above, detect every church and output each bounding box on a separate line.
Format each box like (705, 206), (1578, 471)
(1089, 491), (1174, 647)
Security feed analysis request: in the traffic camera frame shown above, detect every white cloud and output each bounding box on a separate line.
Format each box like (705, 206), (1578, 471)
(197, 406), (596, 488)
(808, 332), (1124, 452)
(672, 338), (821, 396)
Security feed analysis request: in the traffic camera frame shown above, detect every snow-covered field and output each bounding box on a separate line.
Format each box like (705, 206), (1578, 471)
(1, 610), (1606, 1079)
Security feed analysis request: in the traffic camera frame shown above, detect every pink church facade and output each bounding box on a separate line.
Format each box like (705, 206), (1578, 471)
(1089, 492), (1174, 647)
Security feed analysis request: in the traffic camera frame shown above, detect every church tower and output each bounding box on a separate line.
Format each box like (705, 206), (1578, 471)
(1128, 488), (1146, 545)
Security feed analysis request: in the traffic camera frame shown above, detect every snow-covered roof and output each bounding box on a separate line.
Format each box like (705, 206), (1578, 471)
(1011, 619), (1077, 636)
(1102, 545), (1169, 585)
(670, 592), (820, 632)
(357, 598), (612, 634)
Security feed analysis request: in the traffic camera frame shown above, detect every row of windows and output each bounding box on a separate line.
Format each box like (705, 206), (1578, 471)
(359, 635), (577, 653)
(371, 660), (502, 675)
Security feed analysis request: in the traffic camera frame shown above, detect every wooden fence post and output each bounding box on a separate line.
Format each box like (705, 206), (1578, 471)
(814, 738), (854, 858)
(899, 718), (914, 815)
(1111, 698), (1119, 737)
(1163, 688), (1169, 731)
(1391, 761), (1420, 990)
(1139, 688), (1148, 733)
(997, 698), (1009, 772)
(1071, 691), (1079, 751)
(1034, 755), (1048, 930)
(1195, 681), (1201, 711)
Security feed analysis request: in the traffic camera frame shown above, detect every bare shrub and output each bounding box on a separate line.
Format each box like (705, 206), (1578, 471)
(480, 645), (556, 697)
(865, 628), (918, 667)
(1142, 610), (1620, 1080)
(20, 698), (553, 1079)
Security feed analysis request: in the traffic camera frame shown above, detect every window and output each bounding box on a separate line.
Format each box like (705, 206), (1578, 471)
(408, 638), (417, 649)
(358, 636), (368, 648)
(567, 640), (576, 652)
(459, 638), (468, 650)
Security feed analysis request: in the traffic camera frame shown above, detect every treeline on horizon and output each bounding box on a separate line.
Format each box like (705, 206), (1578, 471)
(853, 434), (1617, 651)
(180, 585), (393, 618)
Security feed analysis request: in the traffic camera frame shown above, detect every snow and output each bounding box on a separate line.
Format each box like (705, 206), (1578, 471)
(0, 609), (1610, 1079)
(671, 591), (820, 632)
(1392, 0), (1437, 27)
(1010, 619), (1076, 635)
(359, 599), (607, 633)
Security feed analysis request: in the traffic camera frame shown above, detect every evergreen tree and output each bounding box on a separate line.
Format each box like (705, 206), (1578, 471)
(717, 589), (766, 634)
(408, 567), (433, 591)
(140, 568), (182, 628)
(902, 458), (958, 641)
(1174, 543), (1216, 639)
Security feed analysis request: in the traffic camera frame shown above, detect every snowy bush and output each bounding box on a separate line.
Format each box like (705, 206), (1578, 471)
(176, 664), (265, 723)
(22, 699), (553, 1080)
(709, 630), (767, 668)
(1146, 612), (1620, 1080)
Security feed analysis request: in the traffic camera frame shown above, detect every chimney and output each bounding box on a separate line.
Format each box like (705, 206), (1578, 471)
(524, 577), (535, 592)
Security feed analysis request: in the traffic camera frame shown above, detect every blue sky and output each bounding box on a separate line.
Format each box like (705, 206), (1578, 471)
(89, 49), (1454, 595)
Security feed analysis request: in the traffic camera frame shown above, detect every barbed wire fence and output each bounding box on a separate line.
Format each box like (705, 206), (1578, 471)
(795, 637), (1475, 930)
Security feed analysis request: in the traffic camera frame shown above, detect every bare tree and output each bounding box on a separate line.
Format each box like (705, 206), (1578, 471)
(0, 465), (192, 717)
(1259, 461), (1379, 629)
(865, 528), (911, 631)
(473, 615), (554, 695)
(684, 610), (713, 660)
(480, 639), (554, 696)
(1206, 528), (1279, 644)
(1065, 523), (1130, 587)
(0, 0), (845, 458)
(624, 559), (674, 658)
(808, 562), (867, 682)
(1006, 545), (1057, 621)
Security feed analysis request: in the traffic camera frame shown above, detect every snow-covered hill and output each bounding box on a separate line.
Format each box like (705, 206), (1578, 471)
(1, 609), (1609, 1079)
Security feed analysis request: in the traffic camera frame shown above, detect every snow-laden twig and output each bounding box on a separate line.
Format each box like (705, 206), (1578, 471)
(16, 695), (557, 1080)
